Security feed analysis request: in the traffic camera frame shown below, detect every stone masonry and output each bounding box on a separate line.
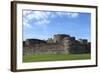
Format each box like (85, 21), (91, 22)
(23, 34), (90, 55)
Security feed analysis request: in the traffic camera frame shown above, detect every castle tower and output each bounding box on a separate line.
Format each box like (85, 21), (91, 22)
(63, 37), (72, 54)
(53, 34), (70, 43)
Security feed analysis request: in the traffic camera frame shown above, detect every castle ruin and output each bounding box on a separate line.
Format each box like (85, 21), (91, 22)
(23, 34), (90, 55)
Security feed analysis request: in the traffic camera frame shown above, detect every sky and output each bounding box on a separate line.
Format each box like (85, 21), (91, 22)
(22, 10), (91, 42)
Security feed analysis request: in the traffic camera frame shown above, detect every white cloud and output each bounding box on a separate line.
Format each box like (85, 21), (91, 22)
(34, 18), (50, 26)
(23, 11), (52, 28)
(23, 18), (32, 28)
(23, 22), (31, 28)
(25, 11), (51, 21)
(56, 12), (67, 16)
(23, 10), (32, 16)
(56, 12), (79, 18)
(23, 10), (79, 28)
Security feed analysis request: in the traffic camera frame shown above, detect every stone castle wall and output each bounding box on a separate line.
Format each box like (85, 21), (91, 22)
(23, 34), (91, 55)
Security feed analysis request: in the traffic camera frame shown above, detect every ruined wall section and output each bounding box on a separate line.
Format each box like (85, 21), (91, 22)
(23, 34), (91, 55)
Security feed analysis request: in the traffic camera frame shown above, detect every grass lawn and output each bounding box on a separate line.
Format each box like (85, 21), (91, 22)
(23, 54), (91, 62)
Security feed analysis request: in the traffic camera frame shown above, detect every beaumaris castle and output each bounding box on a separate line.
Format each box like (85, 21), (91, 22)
(23, 34), (90, 55)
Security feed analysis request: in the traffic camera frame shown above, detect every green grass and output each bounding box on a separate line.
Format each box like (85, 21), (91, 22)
(23, 54), (91, 62)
